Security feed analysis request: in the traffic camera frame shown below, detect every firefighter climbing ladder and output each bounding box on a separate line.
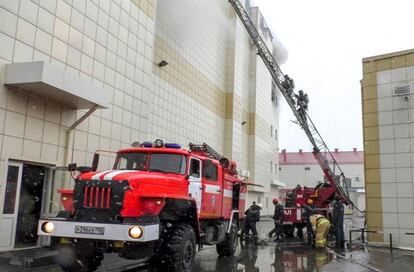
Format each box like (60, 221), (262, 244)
(229, 0), (354, 207)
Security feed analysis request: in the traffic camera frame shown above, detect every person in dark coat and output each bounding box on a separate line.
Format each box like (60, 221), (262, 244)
(303, 199), (316, 245)
(243, 202), (261, 240)
(268, 199), (284, 240)
(332, 195), (345, 248)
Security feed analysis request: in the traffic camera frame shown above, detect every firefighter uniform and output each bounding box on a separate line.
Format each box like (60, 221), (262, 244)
(310, 214), (331, 248)
(268, 199), (284, 240)
(243, 203), (261, 239)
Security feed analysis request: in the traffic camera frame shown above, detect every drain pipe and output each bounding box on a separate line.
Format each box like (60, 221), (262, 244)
(64, 105), (98, 187)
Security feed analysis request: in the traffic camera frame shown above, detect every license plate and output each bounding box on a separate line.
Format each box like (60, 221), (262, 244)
(75, 226), (105, 235)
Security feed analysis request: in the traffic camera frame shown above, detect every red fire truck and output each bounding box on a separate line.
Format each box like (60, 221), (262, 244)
(279, 184), (339, 237)
(38, 141), (247, 272)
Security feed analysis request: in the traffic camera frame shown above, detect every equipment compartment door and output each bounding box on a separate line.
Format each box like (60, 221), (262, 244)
(200, 160), (222, 218)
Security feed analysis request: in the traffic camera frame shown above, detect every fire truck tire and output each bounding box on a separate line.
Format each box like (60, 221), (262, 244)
(216, 223), (238, 257)
(158, 224), (196, 271)
(57, 245), (103, 272)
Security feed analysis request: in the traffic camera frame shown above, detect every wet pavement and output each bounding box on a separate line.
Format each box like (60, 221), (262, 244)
(1, 217), (414, 271)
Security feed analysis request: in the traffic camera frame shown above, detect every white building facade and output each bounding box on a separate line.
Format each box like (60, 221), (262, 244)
(0, 0), (280, 251)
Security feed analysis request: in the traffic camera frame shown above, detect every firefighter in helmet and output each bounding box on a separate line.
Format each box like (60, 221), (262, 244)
(268, 198), (284, 240)
(296, 90), (309, 110)
(309, 214), (331, 248)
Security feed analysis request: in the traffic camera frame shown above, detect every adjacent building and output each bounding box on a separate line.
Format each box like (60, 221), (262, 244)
(278, 149), (366, 212)
(0, 0), (281, 251)
(362, 48), (414, 248)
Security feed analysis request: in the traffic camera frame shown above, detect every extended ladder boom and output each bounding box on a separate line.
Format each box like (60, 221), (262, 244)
(229, 0), (352, 206)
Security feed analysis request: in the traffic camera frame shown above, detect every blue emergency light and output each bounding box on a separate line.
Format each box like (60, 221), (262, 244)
(140, 142), (153, 147)
(164, 143), (181, 149)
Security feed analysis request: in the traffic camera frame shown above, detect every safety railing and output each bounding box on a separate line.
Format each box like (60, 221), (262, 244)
(349, 228), (393, 253)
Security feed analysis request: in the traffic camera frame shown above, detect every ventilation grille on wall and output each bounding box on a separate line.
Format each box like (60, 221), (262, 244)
(393, 85), (411, 96)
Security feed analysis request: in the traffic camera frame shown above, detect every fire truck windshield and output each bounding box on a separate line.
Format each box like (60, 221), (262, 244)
(114, 152), (186, 174)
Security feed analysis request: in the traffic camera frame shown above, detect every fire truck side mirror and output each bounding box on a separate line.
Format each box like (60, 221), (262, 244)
(67, 163), (77, 172)
(92, 153), (100, 172)
(185, 175), (190, 180)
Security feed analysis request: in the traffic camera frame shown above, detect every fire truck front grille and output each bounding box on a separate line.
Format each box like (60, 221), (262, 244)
(73, 179), (129, 223)
(83, 186), (112, 209)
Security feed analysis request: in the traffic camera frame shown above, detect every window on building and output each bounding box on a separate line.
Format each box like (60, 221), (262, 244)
(271, 81), (278, 107)
(271, 125), (273, 137)
(275, 163), (278, 174)
(275, 129), (278, 140)
(279, 166), (282, 171)
(304, 167), (311, 171)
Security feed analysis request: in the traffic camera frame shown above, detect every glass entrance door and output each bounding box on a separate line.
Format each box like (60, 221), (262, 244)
(14, 164), (47, 248)
(0, 162), (49, 250)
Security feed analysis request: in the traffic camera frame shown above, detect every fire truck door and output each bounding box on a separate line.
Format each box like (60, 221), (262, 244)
(188, 158), (202, 213)
(201, 160), (222, 218)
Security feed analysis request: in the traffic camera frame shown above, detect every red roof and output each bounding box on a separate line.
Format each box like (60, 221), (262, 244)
(279, 150), (364, 165)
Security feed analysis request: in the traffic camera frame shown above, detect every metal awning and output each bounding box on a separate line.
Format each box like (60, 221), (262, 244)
(4, 61), (110, 109)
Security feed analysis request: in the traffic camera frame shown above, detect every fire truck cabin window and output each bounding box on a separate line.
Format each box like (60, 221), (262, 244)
(190, 159), (201, 178)
(149, 153), (186, 174)
(115, 153), (149, 170)
(203, 160), (218, 181)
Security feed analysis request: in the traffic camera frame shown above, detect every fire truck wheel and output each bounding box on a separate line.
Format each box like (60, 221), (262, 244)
(216, 223), (238, 257)
(57, 244), (103, 272)
(159, 224), (196, 271)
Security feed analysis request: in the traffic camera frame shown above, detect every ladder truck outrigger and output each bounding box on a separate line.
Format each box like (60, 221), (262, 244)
(229, 0), (359, 236)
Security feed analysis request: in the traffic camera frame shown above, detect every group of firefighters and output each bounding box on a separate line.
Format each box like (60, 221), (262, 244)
(242, 195), (345, 249)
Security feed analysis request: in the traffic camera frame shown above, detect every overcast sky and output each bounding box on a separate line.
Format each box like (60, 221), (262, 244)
(255, 0), (414, 152)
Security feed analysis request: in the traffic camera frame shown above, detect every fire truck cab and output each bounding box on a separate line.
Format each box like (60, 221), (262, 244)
(38, 141), (246, 272)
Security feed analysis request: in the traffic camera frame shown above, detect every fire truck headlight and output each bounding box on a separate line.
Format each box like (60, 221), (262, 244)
(41, 221), (55, 233)
(128, 226), (143, 239)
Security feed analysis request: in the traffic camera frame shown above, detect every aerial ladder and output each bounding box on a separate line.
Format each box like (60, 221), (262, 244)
(229, 0), (359, 210)
(189, 143), (223, 161)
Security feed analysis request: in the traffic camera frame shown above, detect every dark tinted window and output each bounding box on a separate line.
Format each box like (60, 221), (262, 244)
(204, 161), (218, 181)
(115, 152), (186, 174)
(149, 153), (186, 174)
(115, 153), (148, 170)
(3, 165), (19, 214)
(190, 159), (200, 178)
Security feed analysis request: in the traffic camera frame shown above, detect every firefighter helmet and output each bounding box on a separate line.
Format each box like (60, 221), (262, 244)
(272, 198), (278, 204)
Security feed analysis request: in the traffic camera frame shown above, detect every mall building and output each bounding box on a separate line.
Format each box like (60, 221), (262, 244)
(362, 48), (414, 248)
(0, 0), (281, 251)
